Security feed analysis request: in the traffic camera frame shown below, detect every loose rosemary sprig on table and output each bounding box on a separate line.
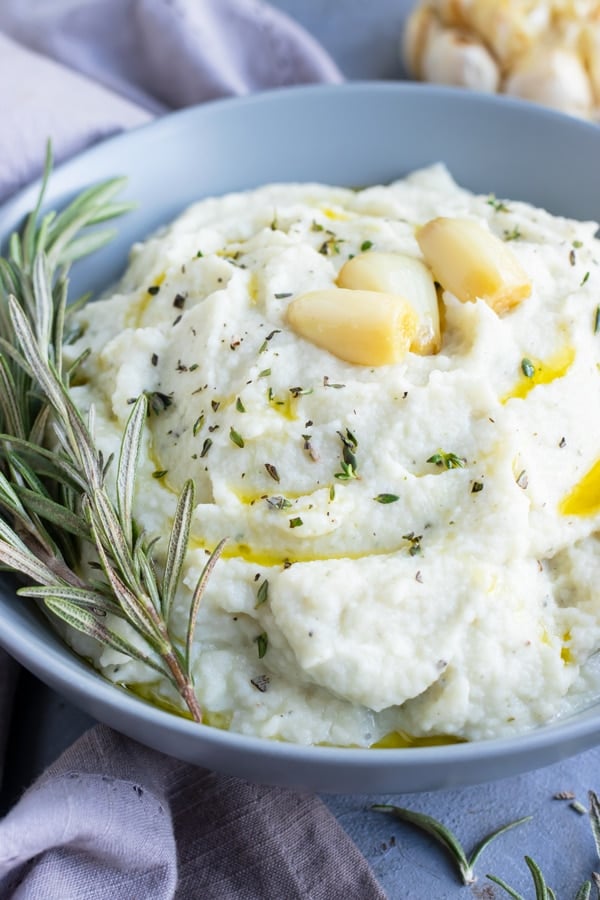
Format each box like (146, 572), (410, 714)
(0, 144), (224, 722)
(372, 803), (531, 885)
(373, 788), (600, 896)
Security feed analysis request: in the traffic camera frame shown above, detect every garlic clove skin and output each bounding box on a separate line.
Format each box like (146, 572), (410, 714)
(504, 45), (594, 118)
(420, 26), (500, 92)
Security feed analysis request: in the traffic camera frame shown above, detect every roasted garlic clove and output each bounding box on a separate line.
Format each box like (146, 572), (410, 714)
(504, 45), (594, 119)
(402, 5), (439, 78)
(286, 289), (418, 366)
(580, 23), (600, 107)
(420, 26), (500, 92)
(417, 216), (532, 314)
(337, 252), (441, 354)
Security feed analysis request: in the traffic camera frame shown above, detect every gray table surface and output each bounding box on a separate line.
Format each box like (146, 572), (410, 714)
(3, 2), (600, 897)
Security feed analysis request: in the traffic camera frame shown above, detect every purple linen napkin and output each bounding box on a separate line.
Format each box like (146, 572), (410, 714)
(0, 0), (342, 112)
(0, 721), (385, 899)
(0, 0), (341, 201)
(0, 6), (383, 899)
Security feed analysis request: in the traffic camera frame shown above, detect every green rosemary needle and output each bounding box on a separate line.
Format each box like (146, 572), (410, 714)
(372, 804), (531, 886)
(0, 143), (225, 723)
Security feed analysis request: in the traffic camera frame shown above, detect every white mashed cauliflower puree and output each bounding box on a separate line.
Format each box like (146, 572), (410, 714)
(66, 165), (600, 747)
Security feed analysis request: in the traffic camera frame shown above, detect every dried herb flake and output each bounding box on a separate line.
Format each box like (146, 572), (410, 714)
(229, 427), (245, 448)
(255, 632), (268, 658)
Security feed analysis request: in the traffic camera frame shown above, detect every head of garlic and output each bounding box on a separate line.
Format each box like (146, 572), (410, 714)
(402, 1), (600, 121)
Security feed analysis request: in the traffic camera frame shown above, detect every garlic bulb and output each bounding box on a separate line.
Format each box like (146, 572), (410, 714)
(402, 1), (600, 120)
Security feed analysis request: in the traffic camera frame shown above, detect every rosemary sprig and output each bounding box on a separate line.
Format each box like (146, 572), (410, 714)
(371, 803), (531, 885)
(0, 143), (225, 722)
(487, 857), (559, 900)
(486, 790), (600, 898)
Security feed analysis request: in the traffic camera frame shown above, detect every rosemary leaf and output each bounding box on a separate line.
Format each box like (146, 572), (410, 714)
(56, 228), (118, 265)
(12, 485), (88, 537)
(18, 584), (120, 616)
(371, 804), (473, 883)
(589, 791), (600, 859)
(32, 252), (53, 357)
(52, 273), (69, 375)
(0, 435), (85, 491)
(22, 141), (52, 268)
(468, 816), (532, 872)
(35, 212), (57, 261)
(134, 540), (162, 614)
(46, 177), (128, 263)
(0, 336), (33, 378)
(84, 201), (138, 226)
(162, 479), (195, 622)
(0, 356), (25, 439)
(486, 874), (526, 899)
(44, 595), (169, 680)
(87, 521), (166, 652)
(574, 883), (592, 900)
(524, 856), (551, 900)
(373, 805), (531, 887)
(8, 296), (71, 428)
(0, 153), (225, 724)
(117, 394), (147, 549)
(185, 537), (227, 672)
(0, 538), (58, 585)
(88, 489), (138, 590)
(65, 346), (91, 384)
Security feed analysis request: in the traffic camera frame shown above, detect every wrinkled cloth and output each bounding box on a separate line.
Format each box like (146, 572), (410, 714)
(0, 5), (383, 899)
(0, 0), (341, 201)
(0, 715), (385, 899)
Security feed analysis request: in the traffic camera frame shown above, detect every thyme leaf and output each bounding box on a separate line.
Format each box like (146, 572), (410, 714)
(487, 194), (510, 213)
(144, 390), (174, 416)
(427, 450), (466, 470)
(255, 579), (269, 607)
(521, 357), (535, 378)
(264, 462), (280, 482)
(266, 496), (292, 510)
(229, 427), (245, 448)
(255, 631), (268, 658)
(334, 428), (359, 480)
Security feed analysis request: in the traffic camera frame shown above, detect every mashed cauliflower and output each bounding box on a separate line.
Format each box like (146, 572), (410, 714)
(66, 165), (600, 746)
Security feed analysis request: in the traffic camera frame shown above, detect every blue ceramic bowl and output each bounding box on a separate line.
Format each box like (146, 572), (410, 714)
(1, 83), (599, 793)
